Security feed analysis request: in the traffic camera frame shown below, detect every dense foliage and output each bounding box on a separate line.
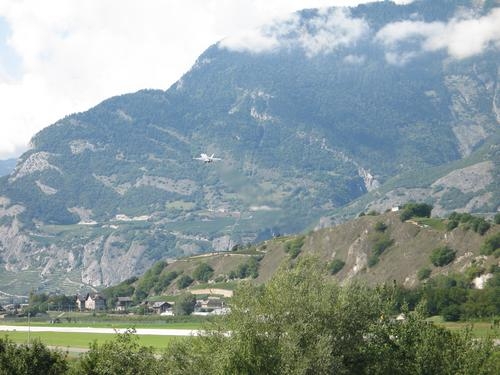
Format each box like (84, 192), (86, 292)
(0, 337), (68, 375)
(395, 268), (500, 321)
(163, 258), (500, 374)
(430, 246), (456, 267)
(399, 203), (433, 221)
(192, 263), (214, 282)
(448, 212), (491, 235)
(72, 329), (164, 375)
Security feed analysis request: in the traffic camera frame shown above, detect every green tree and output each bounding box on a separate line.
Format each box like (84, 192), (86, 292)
(173, 293), (196, 316)
(176, 275), (193, 289)
(163, 257), (499, 374)
(374, 221), (388, 232)
(73, 329), (165, 375)
(417, 267), (431, 280)
(192, 263), (214, 282)
(430, 246), (456, 267)
(494, 213), (500, 224)
(328, 259), (345, 275)
(480, 232), (500, 256)
(400, 203), (433, 221)
(0, 337), (68, 375)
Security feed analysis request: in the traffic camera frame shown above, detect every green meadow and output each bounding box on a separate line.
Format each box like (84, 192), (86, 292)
(1, 331), (184, 351)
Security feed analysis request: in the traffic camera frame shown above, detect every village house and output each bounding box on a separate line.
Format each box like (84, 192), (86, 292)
(115, 296), (133, 312)
(196, 296), (224, 311)
(75, 295), (86, 311)
(76, 293), (107, 311)
(150, 301), (173, 315)
(85, 294), (106, 311)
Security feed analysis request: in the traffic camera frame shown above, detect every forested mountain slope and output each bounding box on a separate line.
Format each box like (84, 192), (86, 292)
(0, 0), (499, 296)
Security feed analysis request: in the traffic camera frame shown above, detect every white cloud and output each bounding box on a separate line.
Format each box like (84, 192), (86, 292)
(376, 7), (500, 64)
(220, 8), (370, 56)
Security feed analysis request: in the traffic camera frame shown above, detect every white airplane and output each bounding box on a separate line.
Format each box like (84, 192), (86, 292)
(194, 153), (221, 163)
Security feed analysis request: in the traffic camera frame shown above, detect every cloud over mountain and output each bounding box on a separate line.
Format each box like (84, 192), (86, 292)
(376, 7), (500, 64)
(220, 8), (369, 56)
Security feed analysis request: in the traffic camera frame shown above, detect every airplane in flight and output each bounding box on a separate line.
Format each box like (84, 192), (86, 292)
(194, 153), (221, 163)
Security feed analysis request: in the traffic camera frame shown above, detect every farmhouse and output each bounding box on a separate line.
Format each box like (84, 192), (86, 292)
(76, 293), (107, 311)
(150, 301), (173, 315)
(115, 296), (133, 311)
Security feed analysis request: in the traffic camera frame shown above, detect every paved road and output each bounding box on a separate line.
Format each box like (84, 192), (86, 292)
(0, 325), (202, 336)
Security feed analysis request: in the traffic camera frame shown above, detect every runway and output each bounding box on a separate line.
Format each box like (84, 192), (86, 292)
(0, 325), (202, 336)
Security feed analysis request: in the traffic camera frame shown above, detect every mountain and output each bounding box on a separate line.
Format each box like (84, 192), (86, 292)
(1, 0), (500, 297)
(0, 159), (16, 177)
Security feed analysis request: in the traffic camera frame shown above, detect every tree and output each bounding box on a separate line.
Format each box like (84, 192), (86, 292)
(0, 337), (68, 375)
(163, 257), (499, 374)
(192, 263), (214, 282)
(73, 329), (165, 375)
(430, 246), (456, 267)
(174, 293), (196, 316)
(417, 267), (431, 280)
(400, 203), (433, 221)
(176, 275), (193, 289)
(494, 213), (500, 225)
(328, 259), (345, 275)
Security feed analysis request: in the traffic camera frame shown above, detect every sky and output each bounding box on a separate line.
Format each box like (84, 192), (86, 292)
(0, 0), (498, 160)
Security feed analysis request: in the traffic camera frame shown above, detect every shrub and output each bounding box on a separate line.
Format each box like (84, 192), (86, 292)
(480, 232), (500, 256)
(442, 304), (461, 322)
(371, 232), (394, 256)
(368, 255), (379, 267)
(495, 213), (500, 225)
(284, 236), (305, 259)
(400, 203), (433, 221)
(174, 293), (196, 316)
(176, 275), (193, 289)
(328, 259), (346, 275)
(417, 267), (432, 280)
(430, 246), (456, 267)
(469, 217), (490, 235)
(374, 221), (388, 232)
(446, 220), (458, 231)
(0, 337), (68, 375)
(193, 263), (214, 282)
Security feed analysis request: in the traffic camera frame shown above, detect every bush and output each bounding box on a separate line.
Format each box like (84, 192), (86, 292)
(400, 203), (433, 221)
(174, 293), (196, 316)
(494, 213), (500, 225)
(417, 267), (431, 280)
(74, 329), (165, 374)
(430, 246), (456, 267)
(480, 232), (500, 256)
(446, 219), (458, 231)
(371, 232), (394, 256)
(163, 257), (500, 374)
(176, 275), (193, 289)
(284, 235), (305, 259)
(192, 263), (214, 282)
(442, 304), (461, 322)
(374, 221), (388, 232)
(328, 259), (346, 275)
(368, 255), (379, 267)
(0, 337), (68, 375)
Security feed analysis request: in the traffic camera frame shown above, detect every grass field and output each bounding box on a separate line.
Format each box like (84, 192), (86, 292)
(3, 320), (205, 330)
(428, 316), (500, 339)
(1, 331), (177, 350)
